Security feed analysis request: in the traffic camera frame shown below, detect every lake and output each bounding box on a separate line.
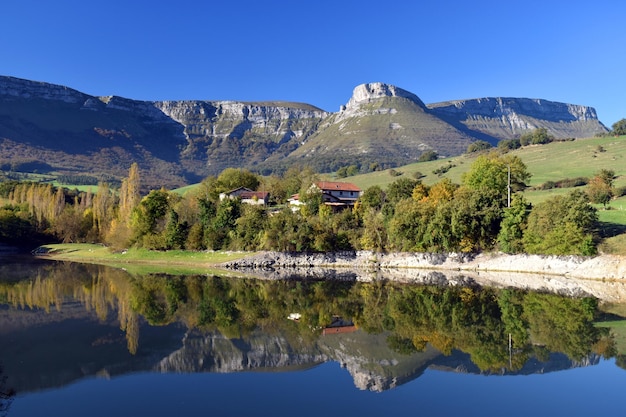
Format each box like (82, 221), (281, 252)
(1, 256), (626, 416)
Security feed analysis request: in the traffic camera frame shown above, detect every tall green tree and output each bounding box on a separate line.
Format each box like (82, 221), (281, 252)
(612, 118), (626, 136)
(497, 194), (531, 253)
(523, 190), (597, 255)
(463, 152), (530, 197)
(216, 168), (260, 192)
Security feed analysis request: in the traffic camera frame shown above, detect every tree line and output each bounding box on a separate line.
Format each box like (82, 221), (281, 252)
(0, 151), (611, 256)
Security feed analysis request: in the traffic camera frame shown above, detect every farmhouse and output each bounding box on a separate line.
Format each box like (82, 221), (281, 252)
(289, 181), (362, 211)
(219, 187), (270, 206)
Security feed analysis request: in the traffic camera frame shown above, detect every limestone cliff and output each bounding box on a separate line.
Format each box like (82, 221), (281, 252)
(0, 76), (609, 186)
(153, 100), (327, 175)
(428, 97), (607, 140)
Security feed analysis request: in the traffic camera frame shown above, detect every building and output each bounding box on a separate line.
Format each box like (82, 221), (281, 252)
(288, 181), (362, 211)
(219, 187), (270, 206)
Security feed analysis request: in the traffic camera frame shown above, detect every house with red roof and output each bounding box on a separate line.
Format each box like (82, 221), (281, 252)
(288, 181), (362, 211)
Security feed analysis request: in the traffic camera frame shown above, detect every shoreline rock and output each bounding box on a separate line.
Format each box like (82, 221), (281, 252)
(222, 251), (626, 302)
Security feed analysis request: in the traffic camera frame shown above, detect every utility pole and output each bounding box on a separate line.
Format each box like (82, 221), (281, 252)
(507, 164), (511, 208)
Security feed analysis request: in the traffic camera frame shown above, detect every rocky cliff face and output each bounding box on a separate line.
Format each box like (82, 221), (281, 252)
(428, 97), (607, 140)
(0, 76), (609, 186)
(153, 100), (327, 175)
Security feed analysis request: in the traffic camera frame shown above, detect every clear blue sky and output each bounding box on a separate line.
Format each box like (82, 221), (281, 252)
(1, 0), (624, 126)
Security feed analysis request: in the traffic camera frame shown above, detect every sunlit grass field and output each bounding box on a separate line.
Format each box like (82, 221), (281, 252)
(38, 243), (255, 275)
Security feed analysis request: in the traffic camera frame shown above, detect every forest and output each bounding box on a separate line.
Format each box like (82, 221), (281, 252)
(0, 151), (610, 257)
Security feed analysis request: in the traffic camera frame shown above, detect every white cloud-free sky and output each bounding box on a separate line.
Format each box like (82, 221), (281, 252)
(2, 0), (624, 126)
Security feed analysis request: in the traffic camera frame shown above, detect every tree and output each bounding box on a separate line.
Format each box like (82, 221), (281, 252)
(233, 205), (267, 250)
(108, 163), (141, 249)
(131, 188), (173, 248)
(386, 178), (420, 204)
(519, 128), (554, 146)
(357, 185), (386, 213)
(462, 152), (531, 201)
(92, 182), (116, 240)
(587, 170), (614, 208)
(119, 163), (141, 221)
(388, 199), (435, 251)
(467, 140), (492, 153)
(216, 168), (260, 192)
(523, 190), (598, 255)
(497, 138), (521, 152)
(360, 209), (388, 252)
(299, 184), (324, 216)
(497, 194), (531, 253)
(424, 178), (457, 205)
(448, 187), (504, 252)
(612, 119), (626, 136)
(164, 209), (189, 250)
(418, 150), (438, 162)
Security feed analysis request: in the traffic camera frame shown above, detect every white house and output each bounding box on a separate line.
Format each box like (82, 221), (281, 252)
(219, 187), (270, 206)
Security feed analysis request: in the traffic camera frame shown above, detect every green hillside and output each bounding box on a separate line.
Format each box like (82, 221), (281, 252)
(348, 135), (626, 194)
(263, 96), (475, 173)
(342, 135), (626, 253)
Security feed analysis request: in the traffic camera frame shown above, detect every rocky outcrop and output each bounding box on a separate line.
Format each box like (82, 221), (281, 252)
(342, 82), (426, 111)
(0, 75), (88, 104)
(428, 97), (607, 140)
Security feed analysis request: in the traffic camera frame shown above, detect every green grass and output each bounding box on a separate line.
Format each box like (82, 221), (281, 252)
(172, 183), (200, 196)
(347, 136), (626, 192)
(38, 243), (256, 275)
(596, 319), (626, 355)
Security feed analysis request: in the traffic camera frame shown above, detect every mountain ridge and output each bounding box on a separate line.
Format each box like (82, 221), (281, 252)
(0, 76), (608, 188)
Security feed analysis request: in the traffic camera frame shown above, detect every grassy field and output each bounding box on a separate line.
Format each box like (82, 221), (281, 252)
(347, 135), (626, 191)
(38, 243), (255, 275)
(596, 319), (626, 355)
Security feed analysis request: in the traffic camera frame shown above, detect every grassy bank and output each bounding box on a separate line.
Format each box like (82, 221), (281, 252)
(37, 243), (256, 275)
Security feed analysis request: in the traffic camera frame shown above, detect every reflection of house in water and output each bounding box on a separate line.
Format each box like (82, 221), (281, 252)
(322, 316), (357, 335)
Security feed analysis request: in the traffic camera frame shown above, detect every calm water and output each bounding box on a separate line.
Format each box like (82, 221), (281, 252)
(1, 257), (626, 416)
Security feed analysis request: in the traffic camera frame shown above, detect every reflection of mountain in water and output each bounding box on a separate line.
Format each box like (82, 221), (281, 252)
(153, 326), (601, 392)
(156, 328), (326, 373)
(0, 258), (611, 395)
(0, 302), (603, 394)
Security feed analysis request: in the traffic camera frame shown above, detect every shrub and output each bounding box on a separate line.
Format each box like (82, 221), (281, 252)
(418, 150), (438, 162)
(467, 140), (492, 153)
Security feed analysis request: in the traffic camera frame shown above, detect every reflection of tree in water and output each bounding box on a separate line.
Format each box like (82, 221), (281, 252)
(0, 262), (618, 371)
(0, 363), (15, 417)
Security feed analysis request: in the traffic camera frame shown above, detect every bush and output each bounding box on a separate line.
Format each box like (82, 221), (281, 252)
(466, 140), (492, 153)
(497, 139), (521, 151)
(418, 150), (438, 162)
(433, 163), (455, 176)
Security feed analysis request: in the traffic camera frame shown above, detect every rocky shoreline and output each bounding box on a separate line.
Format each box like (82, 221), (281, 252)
(222, 251), (626, 303)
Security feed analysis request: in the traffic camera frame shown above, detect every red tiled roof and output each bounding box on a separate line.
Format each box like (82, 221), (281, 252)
(316, 181), (361, 192)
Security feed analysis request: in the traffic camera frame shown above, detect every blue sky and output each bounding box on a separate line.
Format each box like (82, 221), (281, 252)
(1, 0), (625, 126)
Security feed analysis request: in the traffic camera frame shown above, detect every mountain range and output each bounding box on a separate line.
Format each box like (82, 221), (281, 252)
(0, 76), (608, 189)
